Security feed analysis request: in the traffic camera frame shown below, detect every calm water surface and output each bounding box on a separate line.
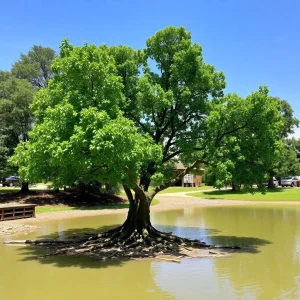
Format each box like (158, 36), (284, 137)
(1, 205), (300, 300)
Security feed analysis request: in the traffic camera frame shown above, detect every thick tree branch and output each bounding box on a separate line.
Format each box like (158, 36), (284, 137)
(162, 150), (183, 163)
(215, 113), (257, 146)
(124, 166), (148, 202)
(122, 184), (134, 204)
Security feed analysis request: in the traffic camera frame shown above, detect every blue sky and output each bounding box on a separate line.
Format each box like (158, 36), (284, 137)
(1, 0), (299, 135)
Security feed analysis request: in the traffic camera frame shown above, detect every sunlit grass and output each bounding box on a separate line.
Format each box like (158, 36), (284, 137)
(36, 206), (75, 213)
(190, 187), (300, 201)
(157, 185), (214, 194)
(0, 188), (20, 193)
(0, 186), (50, 193)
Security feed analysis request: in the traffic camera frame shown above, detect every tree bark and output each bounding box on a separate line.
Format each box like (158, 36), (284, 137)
(21, 182), (29, 193)
(268, 176), (275, 188)
(122, 185), (151, 235)
(232, 182), (237, 191)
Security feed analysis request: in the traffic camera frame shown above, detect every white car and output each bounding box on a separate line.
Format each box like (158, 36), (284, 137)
(281, 176), (300, 187)
(263, 177), (279, 187)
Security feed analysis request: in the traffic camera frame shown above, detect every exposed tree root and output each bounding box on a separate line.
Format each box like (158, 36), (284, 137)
(3, 225), (240, 261)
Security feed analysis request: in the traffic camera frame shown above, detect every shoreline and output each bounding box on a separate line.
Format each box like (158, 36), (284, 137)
(1, 193), (300, 236)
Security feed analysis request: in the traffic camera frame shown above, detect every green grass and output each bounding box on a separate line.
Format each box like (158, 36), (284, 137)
(0, 188), (19, 193)
(190, 187), (300, 201)
(0, 186), (49, 192)
(151, 198), (159, 206)
(157, 185), (214, 194)
(36, 206), (76, 213)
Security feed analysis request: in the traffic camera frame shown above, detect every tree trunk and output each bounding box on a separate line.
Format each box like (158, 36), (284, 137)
(122, 188), (152, 235)
(21, 182), (29, 193)
(232, 182), (237, 191)
(231, 182), (241, 191)
(268, 176), (275, 188)
(78, 183), (86, 196)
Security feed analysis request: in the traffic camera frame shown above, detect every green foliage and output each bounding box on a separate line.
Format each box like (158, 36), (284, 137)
(203, 166), (217, 186)
(287, 138), (300, 159)
(11, 41), (161, 188)
(0, 72), (35, 176)
(273, 141), (300, 177)
(275, 98), (299, 138)
(12, 45), (56, 89)
(204, 87), (284, 189)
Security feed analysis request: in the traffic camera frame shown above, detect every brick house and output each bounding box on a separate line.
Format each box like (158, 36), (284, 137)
(173, 162), (204, 187)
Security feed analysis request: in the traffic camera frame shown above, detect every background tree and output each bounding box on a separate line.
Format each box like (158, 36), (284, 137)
(12, 45), (56, 89)
(287, 138), (300, 160)
(204, 96), (298, 189)
(273, 145), (300, 179)
(266, 98), (299, 187)
(11, 27), (284, 257)
(272, 138), (300, 181)
(203, 88), (283, 191)
(0, 71), (35, 182)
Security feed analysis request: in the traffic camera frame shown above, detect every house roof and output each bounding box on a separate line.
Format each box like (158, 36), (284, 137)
(176, 162), (185, 170)
(175, 162), (204, 171)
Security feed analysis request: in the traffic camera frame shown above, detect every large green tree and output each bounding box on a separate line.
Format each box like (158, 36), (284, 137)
(266, 98), (299, 187)
(203, 89), (284, 191)
(273, 146), (300, 178)
(205, 96), (298, 189)
(273, 138), (300, 179)
(11, 27), (284, 257)
(12, 45), (56, 89)
(0, 72), (35, 178)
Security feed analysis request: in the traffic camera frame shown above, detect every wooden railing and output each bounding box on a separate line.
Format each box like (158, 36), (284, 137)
(0, 204), (37, 221)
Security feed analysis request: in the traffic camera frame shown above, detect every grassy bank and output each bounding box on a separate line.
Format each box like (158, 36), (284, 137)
(190, 187), (300, 201)
(157, 185), (213, 194)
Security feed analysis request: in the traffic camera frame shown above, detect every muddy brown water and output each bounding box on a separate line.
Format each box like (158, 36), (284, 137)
(1, 205), (300, 299)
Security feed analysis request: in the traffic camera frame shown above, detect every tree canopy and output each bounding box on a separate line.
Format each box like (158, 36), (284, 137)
(0, 71), (35, 176)
(12, 42), (161, 188)
(204, 88), (284, 189)
(12, 45), (56, 89)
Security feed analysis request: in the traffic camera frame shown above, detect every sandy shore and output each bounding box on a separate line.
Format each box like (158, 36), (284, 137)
(1, 191), (300, 236)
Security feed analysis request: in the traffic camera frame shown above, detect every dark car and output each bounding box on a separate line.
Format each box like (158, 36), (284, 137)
(2, 176), (20, 187)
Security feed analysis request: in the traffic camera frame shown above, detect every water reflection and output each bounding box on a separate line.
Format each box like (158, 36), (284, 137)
(208, 206), (300, 300)
(153, 205), (300, 299)
(1, 205), (300, 299)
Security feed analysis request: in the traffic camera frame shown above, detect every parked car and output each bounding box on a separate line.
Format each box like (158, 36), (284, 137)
(263, 177), (279, 188)
(281, 176), (300, 187)
(2, 176), (20, 187)
(294, 176), (300, 187)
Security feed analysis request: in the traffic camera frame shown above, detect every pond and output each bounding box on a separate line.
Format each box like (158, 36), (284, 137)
(1, 204), (300, 299)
